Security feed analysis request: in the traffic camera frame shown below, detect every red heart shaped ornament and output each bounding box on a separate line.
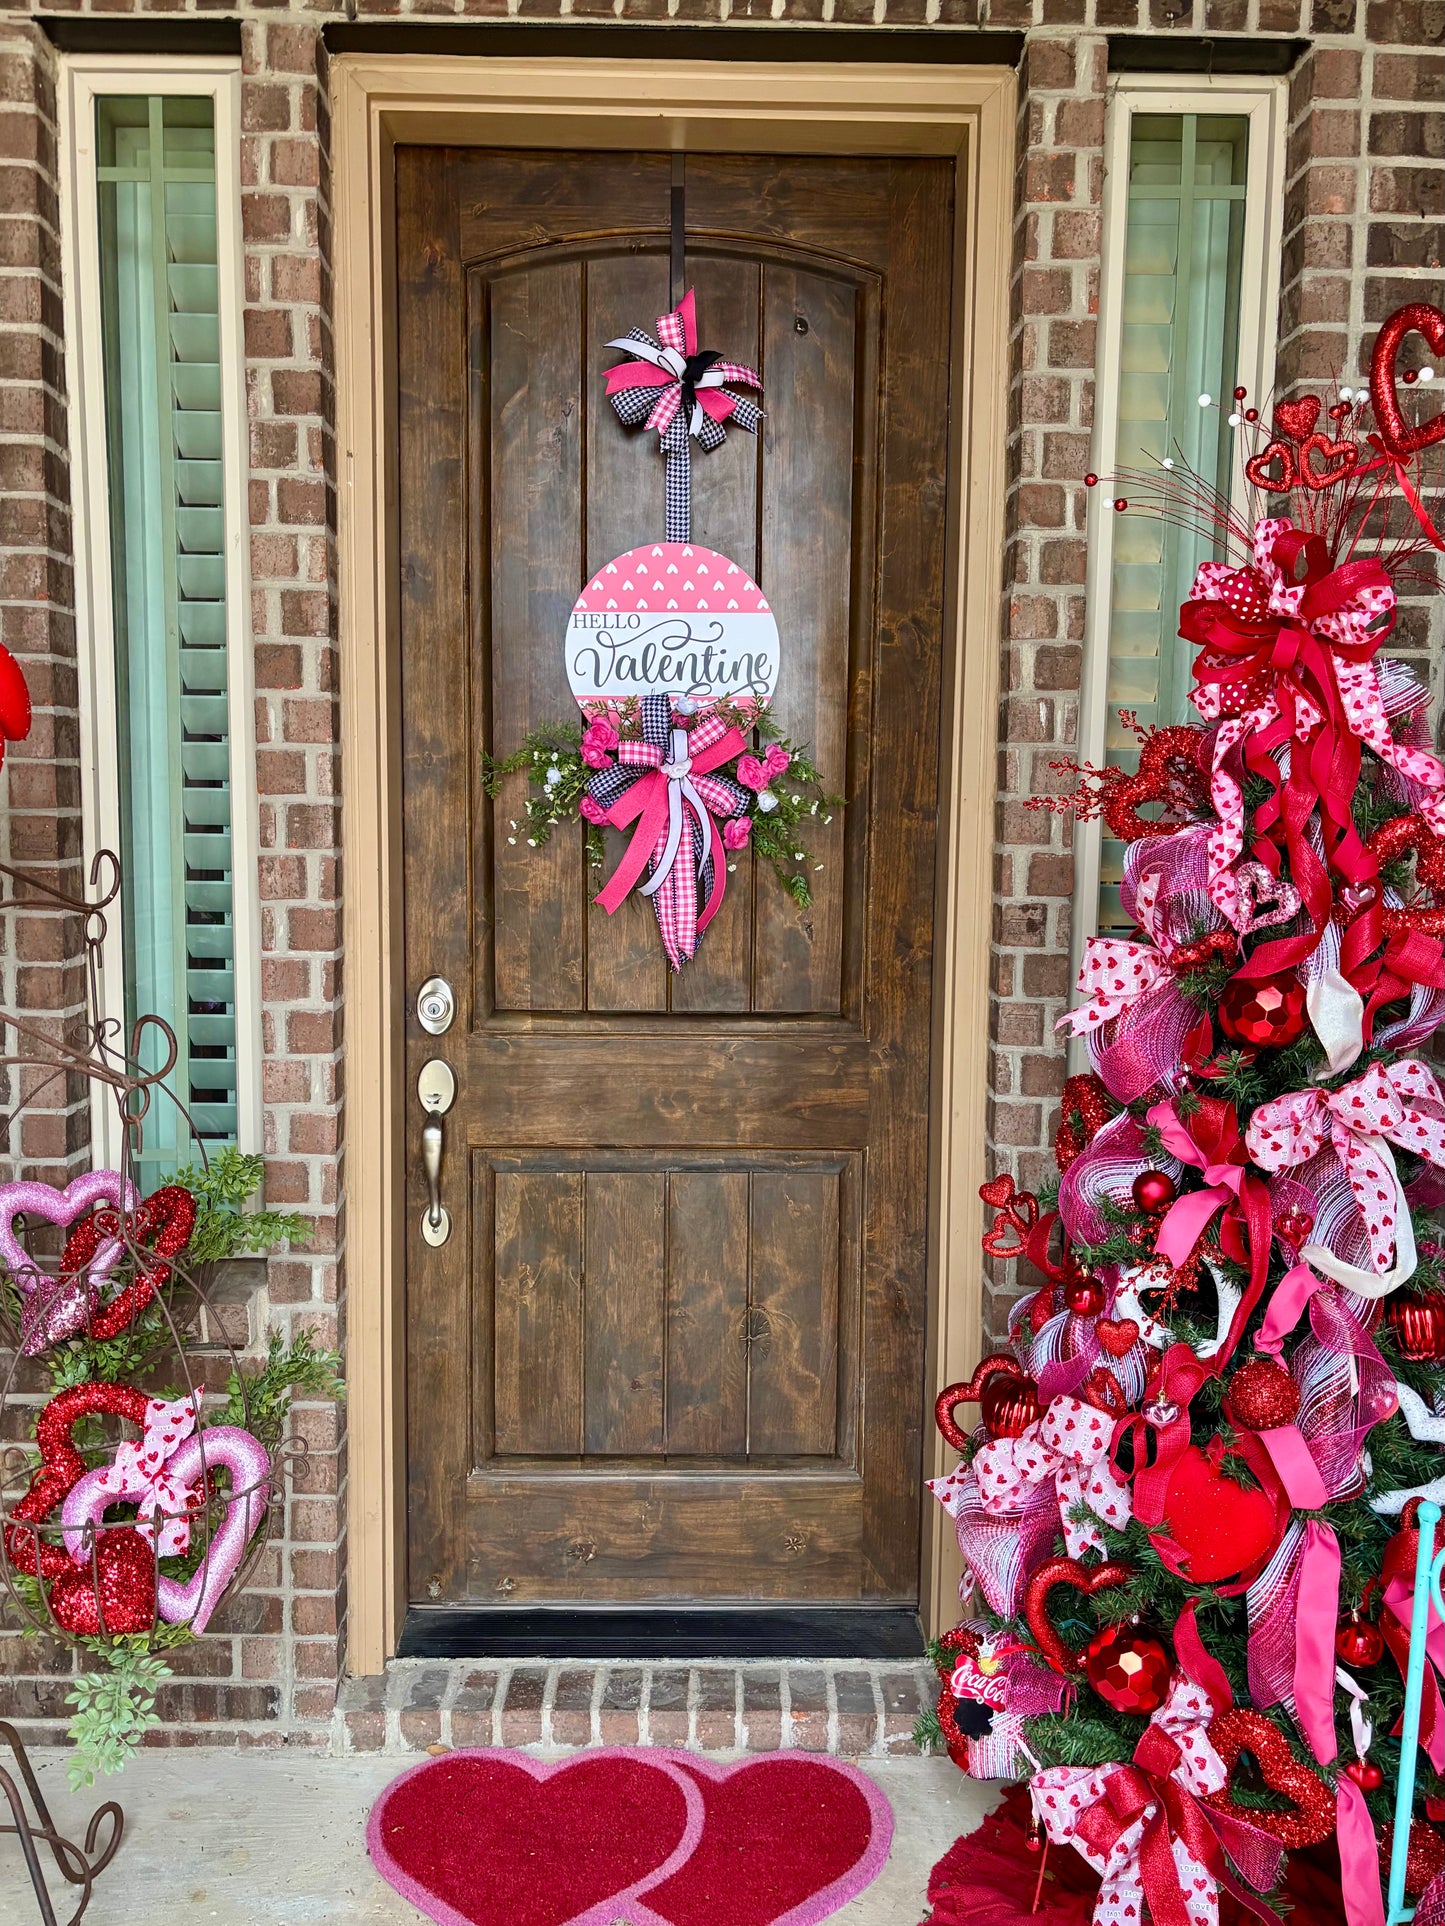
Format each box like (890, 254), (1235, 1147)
(1245, 439), (1298, 494)
(1096, 1317), (1140, 1357)
(1272, 396), (1322, 442)
(1023, 1556), (1137, 1675)
(4, 1381), (151, 1580)
(1298, 430), (1360, 489)
(1149, 1442), (1287, 1582)
(935, 1355), (1038, 1451)
(1202, 1709), (1336, 1849)
(1369, 301), (1445, 460)
(47, 1528), (157, 1637)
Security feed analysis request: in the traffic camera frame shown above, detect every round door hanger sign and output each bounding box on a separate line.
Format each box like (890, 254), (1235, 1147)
(565, 542), (779, 715)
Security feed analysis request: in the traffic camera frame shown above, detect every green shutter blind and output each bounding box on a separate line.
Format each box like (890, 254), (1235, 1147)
(97, 97), (237, 1185)
(1098, 114), (1249, 936)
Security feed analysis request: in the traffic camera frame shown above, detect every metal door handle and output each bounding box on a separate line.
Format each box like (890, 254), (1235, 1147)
(422, 1115), (445, 1231)
(417, 1059), (456, 1248)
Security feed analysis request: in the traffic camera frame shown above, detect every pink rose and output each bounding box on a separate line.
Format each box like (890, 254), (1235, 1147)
(579, 795), (608, 825)
(582, 717), (620, 753)
(580, 742), (612, 770)
(723, 815), (753, 850)
(762, 745), (791, 780)
(736, 754), (768, 792)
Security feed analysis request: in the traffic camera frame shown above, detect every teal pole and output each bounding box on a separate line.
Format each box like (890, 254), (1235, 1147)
(1389, 1500), (1441, 1926)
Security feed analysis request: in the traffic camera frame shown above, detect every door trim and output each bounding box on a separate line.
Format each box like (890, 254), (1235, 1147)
(333, 52), (1013, 1674)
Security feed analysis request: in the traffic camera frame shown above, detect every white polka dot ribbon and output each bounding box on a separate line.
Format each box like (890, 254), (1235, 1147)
(1246, 1056), (1445, 1281)
(972, 1394), (1132, 1557)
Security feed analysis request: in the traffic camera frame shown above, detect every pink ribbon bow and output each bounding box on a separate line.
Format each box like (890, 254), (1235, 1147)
(1246, 1057), (1445, 1277)
(971, 1393), (1132, 1557)
(592, 702), (749, 971)
(604, 290), (762, 443)
(1032, 1678), (1282, 1926)
(72, 1393), (200, 1558)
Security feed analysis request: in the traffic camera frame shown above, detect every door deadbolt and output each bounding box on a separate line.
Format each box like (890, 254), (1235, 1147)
(416, 976), (455, 1036)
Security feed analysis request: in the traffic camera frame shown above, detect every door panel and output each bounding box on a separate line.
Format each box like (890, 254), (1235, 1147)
(399, 148), (953, 1610)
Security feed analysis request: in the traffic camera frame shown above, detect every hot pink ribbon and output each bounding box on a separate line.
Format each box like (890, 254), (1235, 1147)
(1243, 1519), (1340, 1769)
(1337, 1773), (1387, 1926)
(1246, 1057), (1445, 1275)
(70, 1393), (199, 1558)
(971, 1393), (1132, 1557)
(1147, 1097), (1273, 1360)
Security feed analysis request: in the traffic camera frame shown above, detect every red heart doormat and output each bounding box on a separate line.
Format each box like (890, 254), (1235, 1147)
(366, 1747), (893, 1926)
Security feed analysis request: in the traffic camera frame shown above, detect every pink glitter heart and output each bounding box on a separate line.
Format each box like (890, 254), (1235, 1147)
(62, 1425), (271, 1632)
(1234, 860), (1303, 935)
(0, 1172), (135, 1353)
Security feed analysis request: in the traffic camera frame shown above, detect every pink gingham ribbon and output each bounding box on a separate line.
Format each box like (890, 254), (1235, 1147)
(1246, 1057), (1445, 1275)
(972, 1393), (1132, 1557)
(82, 1394), (199, 1557)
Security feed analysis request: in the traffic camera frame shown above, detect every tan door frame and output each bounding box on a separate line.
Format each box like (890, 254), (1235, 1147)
(333, 52), (1013, 1676)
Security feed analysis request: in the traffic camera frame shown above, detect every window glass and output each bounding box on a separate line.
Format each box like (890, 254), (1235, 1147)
(96, 95), (235, 1182)
(1099, 113), (1248, 934)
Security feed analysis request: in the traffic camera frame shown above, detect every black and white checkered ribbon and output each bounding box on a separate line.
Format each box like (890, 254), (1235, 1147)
(604, 293), (763, 543)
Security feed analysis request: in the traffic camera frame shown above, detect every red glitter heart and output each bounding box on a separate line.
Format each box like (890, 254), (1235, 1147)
(1369, 301), (1445, 461)
(1298, 430), (1359, 490)
(1245, 440), (1297, 494)
(1096, 1318), (1140, 1357)
(1023, 1556), (1137, 1675)
(1273, 395), (1322, 442)
(47, 1528), (156, 1637)
(59, 1182), (197, 1341)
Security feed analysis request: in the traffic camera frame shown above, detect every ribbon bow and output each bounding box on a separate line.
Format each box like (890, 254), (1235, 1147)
(605, 290), (762, 543)
(1033, 1678), (1282, 1926)
(971, 1393), (1132, 1557)
(74, 1394), (200, 1557)
(587, 693), (750, 971)
(1246, 1057), (1445, 1279)
(1060, 869), (1213, 1036)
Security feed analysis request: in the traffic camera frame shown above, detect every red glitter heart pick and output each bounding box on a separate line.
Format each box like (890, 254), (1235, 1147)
(1369, 301), (1445, 460)
(1096, 1318), (1140, 1357)
(979, 1174), (1019, 1210)
(935, 1355), (1029, 1451)
(1299, 430), (1360, 489)
(1245, 439), (1298, 493)
(4, 1381), (151, 1581)
(1023, 1556), (1137, 1675)
(1273, 395), (1322, 442)
(59, 1182), (197, 1342)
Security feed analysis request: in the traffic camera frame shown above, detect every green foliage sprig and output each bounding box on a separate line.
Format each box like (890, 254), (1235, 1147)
(222, 1324), (345, 1456)
(65, 1638), (173, 1790)
(167, 1146), (308, 1267)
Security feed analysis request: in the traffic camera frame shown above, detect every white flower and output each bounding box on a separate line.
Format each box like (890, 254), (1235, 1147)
(727, 863), (737, 873)
(822, 814), (833, 825)
(810, 801), (818, 815)
(793, 851), (805, 861)
(791, 793), (801, 804)
(507, 836), (517, 845)
(544, 766), (561, 787)
(526, 838), (537, 847)
(814, 863), (824, 872)
(757, 791), (779, 813)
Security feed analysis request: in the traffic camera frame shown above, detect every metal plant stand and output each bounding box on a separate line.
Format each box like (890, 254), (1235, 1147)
(0, 1721), (122, 1925)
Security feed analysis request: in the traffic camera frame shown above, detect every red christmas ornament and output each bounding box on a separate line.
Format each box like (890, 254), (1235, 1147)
(1245, 439), (1297, 494)
(1100, 727), (1212, 845)
(1203, 1710), (1337, 1849)
(1084, 1624), (1172, 1715)
(1023, 1557), (1136, 1675)
(1381, 1821), (1445, 1899)
(1345, 1759), (1383, 1791)
(1336, 1611), (1385, 1668)
(1131, 1170), (1177, 1215)
(1224, 1357), (1301, 1432)
(1217, 973), (1308, 1049)
(1084, 472), (1098, 487)
(1147, 1441), (1288, 1583)
(1387, 1289), (1445, 1362)
(1370, 302), (1445, 460)
(935, 1356), (1042, 1449)
(1063, 1271), (1105, 1317)
(1233, 386), (1248, 401)
(1275, 1206), (1315, 1254)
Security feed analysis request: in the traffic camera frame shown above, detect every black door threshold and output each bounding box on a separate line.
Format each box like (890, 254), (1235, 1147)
(397, 1607), (925, 1660)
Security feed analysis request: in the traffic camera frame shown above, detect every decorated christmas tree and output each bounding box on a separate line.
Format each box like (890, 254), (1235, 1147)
(926, 302), (1445, 1926)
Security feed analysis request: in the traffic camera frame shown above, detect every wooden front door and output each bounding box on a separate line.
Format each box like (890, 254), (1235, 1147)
(397, 148), (953, 1614)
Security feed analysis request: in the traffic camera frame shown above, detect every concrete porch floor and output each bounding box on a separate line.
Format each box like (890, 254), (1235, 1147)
(13, 1748), (996, 1925)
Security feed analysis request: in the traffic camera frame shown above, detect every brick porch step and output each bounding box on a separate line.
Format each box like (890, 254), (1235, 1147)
(335, 1659), (934, 1759)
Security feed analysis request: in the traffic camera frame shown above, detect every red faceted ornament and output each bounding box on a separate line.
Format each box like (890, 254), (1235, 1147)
(1063, 1271), (1105, 1317)
(1224, 1357), (1301, 1432)
(1275, 1206), (1315, 1255)
(1084, 1624), (1172, 1715)
(1346, 1759), (1384, 1791)
(1336, 1611), (1385, 1668)
(1388, 1289), (1445, 1363)
(1132, 1170), (1177, 1215)
(1217, 973), (1308, 1049)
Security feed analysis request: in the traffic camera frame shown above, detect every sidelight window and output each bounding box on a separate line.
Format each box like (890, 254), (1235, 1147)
(1077, 78), (1287, 951)
(62, 65), (257, 1180)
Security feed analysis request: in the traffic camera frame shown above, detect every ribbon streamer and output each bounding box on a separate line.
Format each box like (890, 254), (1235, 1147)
(587, 694), (750, 971)
(62, 1392), (201, 1559)
(605, 290), (763, 542)
(970, 1393), (1133, 1558)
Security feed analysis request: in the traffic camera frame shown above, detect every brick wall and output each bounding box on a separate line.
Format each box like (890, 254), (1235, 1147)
(0, 0), (1439, 1745)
